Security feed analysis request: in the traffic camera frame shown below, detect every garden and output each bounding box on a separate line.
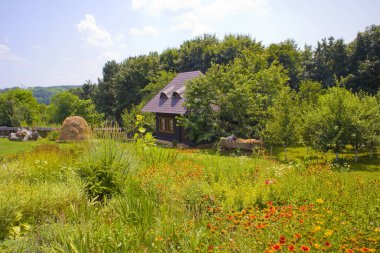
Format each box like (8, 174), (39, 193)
(0, 134), (378, 252)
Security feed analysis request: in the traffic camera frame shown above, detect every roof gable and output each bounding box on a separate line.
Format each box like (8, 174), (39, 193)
(142, 71), (202, 114)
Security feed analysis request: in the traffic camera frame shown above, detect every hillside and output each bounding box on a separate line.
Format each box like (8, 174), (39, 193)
(0, 85), (79, 104)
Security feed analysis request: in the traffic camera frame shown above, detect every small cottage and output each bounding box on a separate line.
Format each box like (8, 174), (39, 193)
(142, 71), (202, 145)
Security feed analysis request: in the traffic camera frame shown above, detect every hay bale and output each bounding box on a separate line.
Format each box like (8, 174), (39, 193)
(219, 137), (263, 150)
(58, 116), (90, 141)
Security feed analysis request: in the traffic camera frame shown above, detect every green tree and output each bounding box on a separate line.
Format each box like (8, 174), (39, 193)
(264, 86), (300, 160)
(348, 93), (380, 160)
(267, 40), (302, 90)
(49, 92), (103, 125)
(184, 50), (288, 143)
(302, 87), (354, 160)
(0, 89), (42, 126)
(347, 25), (380, 93)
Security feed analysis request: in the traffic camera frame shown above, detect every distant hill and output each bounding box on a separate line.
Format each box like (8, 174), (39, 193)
(0, 85), (80, 104)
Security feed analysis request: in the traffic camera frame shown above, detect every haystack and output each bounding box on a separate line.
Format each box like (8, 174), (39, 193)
(58, 116), (90, 141)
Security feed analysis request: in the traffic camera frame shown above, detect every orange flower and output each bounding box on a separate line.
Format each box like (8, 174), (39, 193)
(294, 233), (302, 239)
(256, 223), (266, 229)
(272, 244), (281, 251)
(279, 235), (286, 244)
(288, 244), (295, 251)
(301, 245), (310, 251)
(346, 249), (354, 253)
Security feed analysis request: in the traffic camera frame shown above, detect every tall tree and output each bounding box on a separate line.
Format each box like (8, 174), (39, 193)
(267, 40), (303, 90)
(347, 25), (380, 93)
(178, 34), (219, 73)
(264, 86), (300, 160)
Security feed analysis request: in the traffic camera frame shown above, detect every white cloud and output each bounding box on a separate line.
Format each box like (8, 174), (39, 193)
(0, 44), (27, 66)
(170, 14), (211, 36)
(131, 0), (269, 35)
(129, 26), (158, 36)
(76, 14), (112, 47)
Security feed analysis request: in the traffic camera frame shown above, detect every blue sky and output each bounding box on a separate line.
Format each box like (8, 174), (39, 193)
(0, 0), (379, 88)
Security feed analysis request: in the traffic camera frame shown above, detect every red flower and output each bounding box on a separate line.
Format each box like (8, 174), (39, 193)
(361, 247), (370, 252)
(301, 245), (310, 251)
(294, 233), (302, 239)
(346, 249), (354, 253)
(288, 244), (295, 251)
(272, 244), (281, 251)
(279, 235), (286, 244)
(324, 241), (332, 247)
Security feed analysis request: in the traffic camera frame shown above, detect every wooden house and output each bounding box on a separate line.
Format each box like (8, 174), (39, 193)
(141, 71), (202, 145)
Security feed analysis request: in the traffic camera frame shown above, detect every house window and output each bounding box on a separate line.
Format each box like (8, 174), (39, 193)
(158, 117), (174, 133)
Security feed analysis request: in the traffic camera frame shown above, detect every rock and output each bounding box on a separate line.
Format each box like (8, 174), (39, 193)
(58, 116), (90, 141)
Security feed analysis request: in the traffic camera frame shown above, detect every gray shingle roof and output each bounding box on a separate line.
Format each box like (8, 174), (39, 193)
(142, 71), (202, 115)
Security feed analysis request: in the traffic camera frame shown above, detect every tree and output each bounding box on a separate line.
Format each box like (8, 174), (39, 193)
(347, 25), (380, 93)
(0, 89), (42, 126)
(114, 53), (160, 121)
(184, 50), (288, 143)
(267, 40), (303, 90)
(178, 34), (219, 73)
(264, 86), (300, 160)
(94, 60), (120, 120)
(49, 92), (103, 125)
(302, 87), (354, 160)
(348, 93), (380, 160)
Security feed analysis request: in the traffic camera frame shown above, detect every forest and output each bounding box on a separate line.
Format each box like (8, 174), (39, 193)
(0, 25), (379, 156)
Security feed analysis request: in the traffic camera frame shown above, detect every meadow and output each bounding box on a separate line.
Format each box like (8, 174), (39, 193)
(0, 137), (379, 252)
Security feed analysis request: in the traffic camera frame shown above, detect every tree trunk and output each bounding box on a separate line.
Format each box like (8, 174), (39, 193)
(370, 149), (373, 158)
(335, 152), (339, 162)
(355, 149), (358, 162)
(270, 145), (273, 156)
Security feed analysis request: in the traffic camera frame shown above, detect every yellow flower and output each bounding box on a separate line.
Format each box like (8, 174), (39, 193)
(314, 244), (321, 249)
(316, 198), (324, 203)
(375, 227), (380, 232)
(312, 226), (322, 233)
(324, 230), (333, 237)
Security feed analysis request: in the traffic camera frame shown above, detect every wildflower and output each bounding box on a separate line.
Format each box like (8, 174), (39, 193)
(272, 244), (281, 251)
(155, 236), (163, 241)
(324, 241), (332, 247)
(256, 223), (266, 229)
(312, 225), (322, 233)
(314, 244), (321, 249)
(316, 198), (324, 203)
(301, 245), (310, 251)
(294, 233), (302, 239)
(279, 235), (286, 244)
(324, 230), (333, 237)
(346, 249), (354, 253)
(288, 244), (295, 251)
(375, 227), (380, 232)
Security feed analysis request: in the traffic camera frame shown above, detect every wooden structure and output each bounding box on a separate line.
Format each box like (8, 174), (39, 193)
(142, 71), (202, 145)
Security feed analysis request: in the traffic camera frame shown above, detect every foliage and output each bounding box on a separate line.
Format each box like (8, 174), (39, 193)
(48, 91), (104, 125)
(78, 139), (134, 201)
(184, 50), (288, 143)
(0, 89), (43, 126)
(264, 86), (300, 158)
(0, 141), (378, 252)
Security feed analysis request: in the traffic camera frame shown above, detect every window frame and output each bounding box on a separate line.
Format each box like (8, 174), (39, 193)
(158, 116), (175, 134)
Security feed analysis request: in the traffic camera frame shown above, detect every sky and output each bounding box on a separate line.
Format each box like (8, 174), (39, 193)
(0, 0), (379, 89)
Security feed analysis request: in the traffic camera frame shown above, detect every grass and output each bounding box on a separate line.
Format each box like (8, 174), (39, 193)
(270, 145), (380, 173)
(0, 138), (47, 156)
(0, 139), (379, 252)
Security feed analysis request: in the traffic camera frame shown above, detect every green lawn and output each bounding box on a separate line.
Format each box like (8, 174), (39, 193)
(270, 145), (380, 173)
(0, 138), (46, 156)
